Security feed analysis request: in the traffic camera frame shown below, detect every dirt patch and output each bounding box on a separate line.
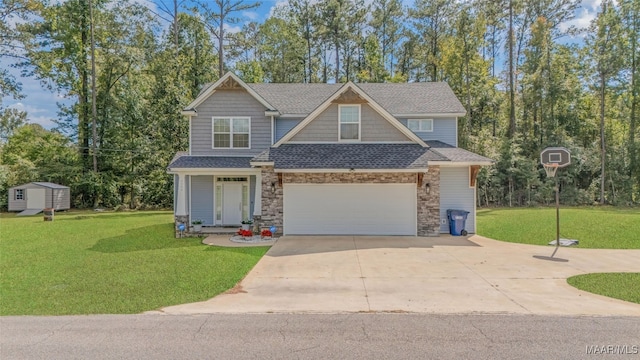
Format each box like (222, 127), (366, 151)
(224, 283), (247, 294)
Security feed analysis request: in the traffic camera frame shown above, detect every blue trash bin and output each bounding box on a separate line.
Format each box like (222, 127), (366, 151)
(447, 209), (470, 236)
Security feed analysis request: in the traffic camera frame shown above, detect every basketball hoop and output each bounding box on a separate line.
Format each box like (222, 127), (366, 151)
(543, 163), (559, 178)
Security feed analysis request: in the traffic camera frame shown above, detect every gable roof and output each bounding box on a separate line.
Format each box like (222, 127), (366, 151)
(184, 72), (276, 112)
(273, 82), (428, 147)
(192, 74), (466, 117)
(246, 82), (466, 116)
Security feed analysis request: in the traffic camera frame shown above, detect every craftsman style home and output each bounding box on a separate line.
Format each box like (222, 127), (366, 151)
(168, 72), (493, 237)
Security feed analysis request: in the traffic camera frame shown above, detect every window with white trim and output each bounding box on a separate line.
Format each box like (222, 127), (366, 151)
(339, 105), (360, 141)
(407, 119), (433, 132)
(213, 117), (250, 148)
(15, 189), (24, 200)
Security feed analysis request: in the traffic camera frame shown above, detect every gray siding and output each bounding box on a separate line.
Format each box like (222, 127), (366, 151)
(190, 176), (214, 225)
(191, 89), (271, 156)
(290, 104), (339, 142)
(275, 118), (302, 142)
(8, 183), (70, 211)
(361, 104), (411, 142)
(439, 167), (475, 233)
(290, 104), (412, 143)
(49, 189), (70, 210)
(400, 118), (457, 146)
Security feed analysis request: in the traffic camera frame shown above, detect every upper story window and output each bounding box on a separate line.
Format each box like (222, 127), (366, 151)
(339, 105), (360, 141)
(213, 117), (250, 149)
(407, 119), (433, 132)
(15, 189), (24, 200)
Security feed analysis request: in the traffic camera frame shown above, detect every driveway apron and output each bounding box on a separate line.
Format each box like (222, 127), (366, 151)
(160, 235), (640, 316)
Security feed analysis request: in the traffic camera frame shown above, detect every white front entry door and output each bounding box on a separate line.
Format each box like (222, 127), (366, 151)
(27, 188), (46, 209)
(283, 184), (417, 235)
(222, 183), (243, 225)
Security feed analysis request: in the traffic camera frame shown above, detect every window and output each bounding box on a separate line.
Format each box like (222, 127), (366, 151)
(407, 119), (433, 132)
(213, 117), (250, 148)
(15, 189), (24, 200)
(339, 105), (360, 141)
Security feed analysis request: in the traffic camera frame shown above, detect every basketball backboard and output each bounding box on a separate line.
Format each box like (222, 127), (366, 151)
(540, 147), (571, 168)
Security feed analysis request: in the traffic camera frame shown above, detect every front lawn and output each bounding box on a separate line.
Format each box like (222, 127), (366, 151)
(0, 211), (269, 315)
(567, 273), (640, 304)
(477, 207), (640, 249)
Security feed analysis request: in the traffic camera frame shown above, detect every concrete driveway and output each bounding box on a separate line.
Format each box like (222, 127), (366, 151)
(160, 235), (640, 316)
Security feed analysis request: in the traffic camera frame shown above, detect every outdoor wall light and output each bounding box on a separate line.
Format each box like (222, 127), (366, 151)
(425, 183), (431, 194)
(271, 182), (276, 193)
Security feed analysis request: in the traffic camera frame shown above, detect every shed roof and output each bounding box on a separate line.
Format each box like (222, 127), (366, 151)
(11, 182), (69, 189)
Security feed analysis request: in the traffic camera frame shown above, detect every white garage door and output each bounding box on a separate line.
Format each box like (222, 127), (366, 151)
(283, 184), (416, 235)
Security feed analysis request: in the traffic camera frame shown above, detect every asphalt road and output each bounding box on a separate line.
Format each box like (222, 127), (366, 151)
(1, 314), (639, 359)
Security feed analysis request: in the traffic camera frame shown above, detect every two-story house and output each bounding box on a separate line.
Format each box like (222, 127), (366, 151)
(167, 72), (493, 237)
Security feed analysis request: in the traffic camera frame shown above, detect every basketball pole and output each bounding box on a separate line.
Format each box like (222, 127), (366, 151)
(551, 174), (560, 258)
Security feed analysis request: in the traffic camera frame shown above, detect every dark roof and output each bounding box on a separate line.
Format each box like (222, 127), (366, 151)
(31, 182), (69, 189)
(252, 144), (447, 170)
(426, 141), (494, 163)
(234, 82), (465, 116)
(168, 156), (253, 169)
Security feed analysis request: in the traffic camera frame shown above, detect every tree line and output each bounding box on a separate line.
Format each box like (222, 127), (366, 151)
(0, 0), (638, 210)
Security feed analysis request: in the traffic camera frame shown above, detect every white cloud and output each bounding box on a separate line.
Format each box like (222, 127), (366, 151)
(560, 7), (597, 33)
(8, 102), (57, 129)
(242, 10), (259, 20)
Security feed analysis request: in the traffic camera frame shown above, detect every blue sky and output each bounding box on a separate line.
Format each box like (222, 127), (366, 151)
(2, 0), (602, 130)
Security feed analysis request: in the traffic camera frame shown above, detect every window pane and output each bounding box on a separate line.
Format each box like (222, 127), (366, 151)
(407, 120), (419, 131)
(214, 133), (231, 148)
(233, 133), (249, 148)
(340, 106), (359, 123)
(214, 118), (230, 132)
(422, 119), (433, 131)
(340, 124), (359, 139)
(233, 118), (249, 133)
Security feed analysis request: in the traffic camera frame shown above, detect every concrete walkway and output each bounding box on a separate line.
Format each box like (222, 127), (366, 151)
(160, 235), (640, 316)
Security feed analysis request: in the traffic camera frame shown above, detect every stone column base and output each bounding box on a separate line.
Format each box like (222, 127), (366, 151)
(174, 215), (189, 238)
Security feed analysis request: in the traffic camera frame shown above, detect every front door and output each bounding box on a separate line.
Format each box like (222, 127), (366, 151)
(222, 183), (243, 225)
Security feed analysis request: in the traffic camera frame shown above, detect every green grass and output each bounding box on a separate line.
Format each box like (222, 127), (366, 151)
(567, 273), (640, 304)
(477, 207), (640, 249)
(0, 211), (269, 315)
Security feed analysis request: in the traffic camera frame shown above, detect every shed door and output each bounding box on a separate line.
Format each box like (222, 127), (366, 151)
(283, 184), (416, 235)
(27, 188), (46, 209)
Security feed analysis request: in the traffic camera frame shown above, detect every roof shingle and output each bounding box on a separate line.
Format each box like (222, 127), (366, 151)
(168, 156), (253, 169)
(252, 144), (447, 170)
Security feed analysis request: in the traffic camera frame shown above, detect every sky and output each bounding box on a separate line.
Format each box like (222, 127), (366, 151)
(1, 0), (603, 130)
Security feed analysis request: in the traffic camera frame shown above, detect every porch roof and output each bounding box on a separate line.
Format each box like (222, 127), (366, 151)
(167, 155), (253, 170)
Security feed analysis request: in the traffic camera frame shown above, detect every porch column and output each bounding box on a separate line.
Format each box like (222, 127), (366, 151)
(254, 171), (262, 216)
(176, 173), (187, 216)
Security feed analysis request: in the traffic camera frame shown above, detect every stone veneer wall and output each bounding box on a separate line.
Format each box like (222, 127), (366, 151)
(260, 167), (441, 236)
(260, 166), (284, 232)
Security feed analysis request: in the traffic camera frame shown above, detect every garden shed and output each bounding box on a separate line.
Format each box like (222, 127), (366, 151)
(8, 182), (71, 213)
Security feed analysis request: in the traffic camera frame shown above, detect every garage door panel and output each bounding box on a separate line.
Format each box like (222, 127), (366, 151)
(283, 184), (416, 235)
